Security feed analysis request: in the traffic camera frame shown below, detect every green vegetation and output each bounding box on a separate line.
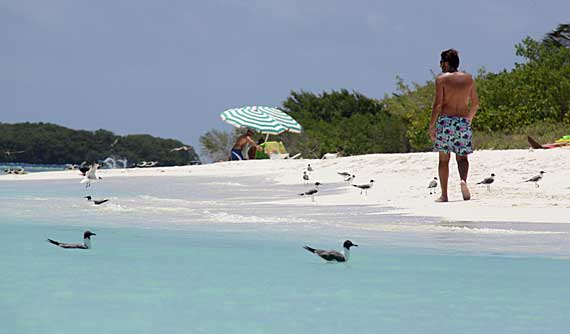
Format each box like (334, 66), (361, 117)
(199, 128), (242, 162)
(201, 23), (569, 159)
(0, 122), (199, 165)
(279, 90), (408, 158)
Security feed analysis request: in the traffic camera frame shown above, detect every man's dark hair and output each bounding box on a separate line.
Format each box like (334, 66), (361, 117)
(441, 49), (460, 70)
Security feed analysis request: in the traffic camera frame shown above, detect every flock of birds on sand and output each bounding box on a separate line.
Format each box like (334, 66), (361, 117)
(300, 163), (375, 202)
(301, 163), (548, 202)
(427, 171), (546, 194)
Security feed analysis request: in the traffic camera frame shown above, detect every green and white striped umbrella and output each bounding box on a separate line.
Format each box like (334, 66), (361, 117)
(220, 106), (302, 135)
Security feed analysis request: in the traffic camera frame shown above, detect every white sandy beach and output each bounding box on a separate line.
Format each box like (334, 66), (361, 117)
(2, 149), (569, 224)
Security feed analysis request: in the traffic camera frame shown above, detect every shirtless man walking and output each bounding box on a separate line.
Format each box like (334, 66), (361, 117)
(230, 129), (261, 161)
(429, 49), (479, 202)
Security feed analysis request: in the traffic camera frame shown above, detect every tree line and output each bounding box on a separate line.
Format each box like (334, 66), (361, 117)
(201, 24), (569, 159)
(0, 122), (200, 166)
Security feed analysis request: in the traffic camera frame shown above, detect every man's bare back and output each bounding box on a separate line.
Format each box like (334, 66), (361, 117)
(233, 134), (256, 150)
(433, 72), (478, 120)
(230, 130), (261, 161)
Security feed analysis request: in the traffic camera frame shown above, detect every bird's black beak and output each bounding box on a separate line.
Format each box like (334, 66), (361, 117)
(353, 244), (358, 247)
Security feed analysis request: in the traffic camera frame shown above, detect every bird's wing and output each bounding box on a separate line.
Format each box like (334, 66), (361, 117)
(47, 239), (85, 249)
(86, 167), (95, 178)
(482, 177), (494, 184)
(47, 238), (61, 246)
(59, 243), (87, 249)
(526, 175), (540, 182)
(316, 250), (345, 262)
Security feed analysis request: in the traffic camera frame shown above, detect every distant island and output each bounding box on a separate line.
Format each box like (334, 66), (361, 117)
(0, 122), (200, 166)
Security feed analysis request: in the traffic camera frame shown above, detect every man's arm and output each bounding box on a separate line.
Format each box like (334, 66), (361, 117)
(429, 76), (444, 142)
(467, 79), (479, 121)
(246, 135), (261, 150)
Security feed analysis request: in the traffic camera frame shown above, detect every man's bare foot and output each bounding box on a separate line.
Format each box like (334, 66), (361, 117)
(435, 196), (448, 203)
(461, 180), (471, 201)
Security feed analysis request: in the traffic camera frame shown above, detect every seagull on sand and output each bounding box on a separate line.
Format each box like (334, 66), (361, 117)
(84, 196), (109, 205)
(80, 163), (101, 188)
(525, 171), (545, 188)
(303, 240), (358, 262)
(302, 171), (310, 183)
(307, 164), (314, 172)
(477, 173), (495, 191)
(428, 177), (438, 195)
(344, 174), (356, 186)
(299, 182), (321, 202)
(353, 180), (374, 196)
(47, 231), (96, 249)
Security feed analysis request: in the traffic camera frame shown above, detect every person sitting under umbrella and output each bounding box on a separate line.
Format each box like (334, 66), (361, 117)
(231, 129), (261, 161)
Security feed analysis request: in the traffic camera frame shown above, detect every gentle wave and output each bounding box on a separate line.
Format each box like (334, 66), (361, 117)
(354, 222), (567, 235)
(204, 211), (317, 224)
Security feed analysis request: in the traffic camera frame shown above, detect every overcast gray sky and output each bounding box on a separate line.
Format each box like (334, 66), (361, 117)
(1, 0), (568, 153)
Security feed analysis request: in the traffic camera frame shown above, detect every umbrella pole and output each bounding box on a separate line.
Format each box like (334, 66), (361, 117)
(264, 133), (269, 143)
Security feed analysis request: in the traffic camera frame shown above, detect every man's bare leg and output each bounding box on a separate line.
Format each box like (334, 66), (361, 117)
(456, 154), (471, 200)
(436, 152), (450, 202)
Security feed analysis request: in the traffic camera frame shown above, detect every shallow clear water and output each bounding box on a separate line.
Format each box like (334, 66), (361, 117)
(1, 175), (570, 333)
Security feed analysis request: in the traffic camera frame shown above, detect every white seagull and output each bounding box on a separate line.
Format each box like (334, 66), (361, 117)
(353, 179), (375, 195)
(428, 177), (438, 195)
(344, 174), (356, 186)
(477, 173), (495, 191)
(303, 240), (358, 262)
(299, 182), (321, 202)
(525, 171), (545, 188)
(80, 163), (102, 188)
(47, 231), (96, 249)
(302, 171), (310, 183)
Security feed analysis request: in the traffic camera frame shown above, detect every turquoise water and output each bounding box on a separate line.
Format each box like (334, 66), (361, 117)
(1, 176), (570, 333)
